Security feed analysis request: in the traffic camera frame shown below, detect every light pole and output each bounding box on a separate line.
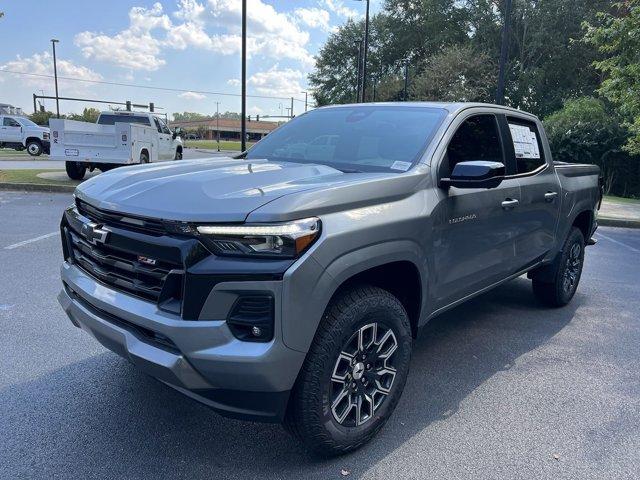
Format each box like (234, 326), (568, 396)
(403, 61), (409, 101)
(353, 39), (363, 103)
(240, 0), (247, 152)
(215, 101), (220, 152)
(496, 0), (512, 105)
(51, 39), (60, 118)
(301, 91), (308, 112)
(355, 0), (370, 102)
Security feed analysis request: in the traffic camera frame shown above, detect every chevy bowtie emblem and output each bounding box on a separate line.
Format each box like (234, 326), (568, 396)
(81, 222), (109, 245)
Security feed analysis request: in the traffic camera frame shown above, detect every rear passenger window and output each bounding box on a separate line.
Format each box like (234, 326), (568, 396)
(445, 114), (503, 175)
(507, 119), (546, 174)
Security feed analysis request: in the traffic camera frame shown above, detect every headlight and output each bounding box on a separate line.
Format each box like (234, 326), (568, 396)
(43, 132), (50, 140)
(196, 217), (320, 258)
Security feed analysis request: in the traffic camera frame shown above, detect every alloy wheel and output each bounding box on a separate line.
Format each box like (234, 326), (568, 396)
(330, 322), (398, 427)
(563, 242), (582, 293)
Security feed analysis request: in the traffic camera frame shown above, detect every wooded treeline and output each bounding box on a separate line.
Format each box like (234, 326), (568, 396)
(310, 0), (640, 197)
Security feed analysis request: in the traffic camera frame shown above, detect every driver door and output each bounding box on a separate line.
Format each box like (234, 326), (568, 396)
(2, 117), (23, 142)
(431, 113), (521, 309)
(154, 117), (173, 160)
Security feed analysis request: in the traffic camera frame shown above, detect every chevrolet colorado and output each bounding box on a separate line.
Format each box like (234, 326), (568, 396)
(58, 103), (601, 455)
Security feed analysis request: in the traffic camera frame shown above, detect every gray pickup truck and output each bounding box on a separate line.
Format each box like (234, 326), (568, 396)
(58, 102), (601, 455)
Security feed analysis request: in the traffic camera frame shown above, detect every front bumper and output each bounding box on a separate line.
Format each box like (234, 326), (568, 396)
(58, 262), (305, 422)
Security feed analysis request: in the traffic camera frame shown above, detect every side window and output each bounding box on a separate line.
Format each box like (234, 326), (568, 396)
(507, 118), (546, 174)
(3, 117), (21, 127)
(445, 114), (503, 176)
(153, 117), (163, 133)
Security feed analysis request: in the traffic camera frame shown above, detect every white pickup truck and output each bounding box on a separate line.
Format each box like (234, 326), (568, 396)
(49, 111), (183, 180)
(0, 114), (50, 156)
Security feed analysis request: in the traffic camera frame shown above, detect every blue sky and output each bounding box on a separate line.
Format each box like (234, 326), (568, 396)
(0, 0), (377, 119)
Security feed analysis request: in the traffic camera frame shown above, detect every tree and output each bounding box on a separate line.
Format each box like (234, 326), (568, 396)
(29, 111), (58, 126)
(67, 107), (100, 123)
(545, 97), (639, 197)
(410, 45), (496, 102)
(172, 111), (211, 121)
(584, 0), (640, 155)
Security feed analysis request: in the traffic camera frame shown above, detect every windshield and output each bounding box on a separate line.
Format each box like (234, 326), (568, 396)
(17, 117), (38, 127)
(245, 106), (446, 172)
(97, 114), (151, 126)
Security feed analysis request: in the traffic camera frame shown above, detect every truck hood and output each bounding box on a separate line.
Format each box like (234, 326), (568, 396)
(75, 157), (387, 222)
(26, 126), (49, 135)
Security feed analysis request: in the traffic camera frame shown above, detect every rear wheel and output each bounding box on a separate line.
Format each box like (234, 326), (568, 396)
(533, 227), (585, 307)
(140, 151), (149, 164)
(26, 140), (43, 156)
(285, 286), (412, 456)
(65, 161), (86, 180)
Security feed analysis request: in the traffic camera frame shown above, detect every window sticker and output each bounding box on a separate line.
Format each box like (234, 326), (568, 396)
(509, 124), (540, 159)
(390, 160), (412, 171)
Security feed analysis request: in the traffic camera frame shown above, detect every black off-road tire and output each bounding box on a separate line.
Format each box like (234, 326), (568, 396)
(65, 161), (86, 180)
(284, 285), (412, 456)
(140, 151), (150, 164)
(26, 139), (43, 156)
(533, 227), (585, 307)
(174, 148), (183, 160)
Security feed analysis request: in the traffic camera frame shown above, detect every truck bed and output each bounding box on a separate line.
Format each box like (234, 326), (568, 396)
(49, 119), (157, 164)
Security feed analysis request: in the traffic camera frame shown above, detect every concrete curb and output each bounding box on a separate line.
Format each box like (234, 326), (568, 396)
(598, 217), (640, 229)
(0, 182), (75, 193)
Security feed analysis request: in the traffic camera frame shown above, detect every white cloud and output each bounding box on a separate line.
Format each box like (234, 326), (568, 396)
(0, 52), (102, 95)
(73, 1), (316, 73)
(171, 0), (315, 66)
(227, 78), (240, 87)
(320, 0), (360, 19)
(295, 7), (331, 31)
(75, 2), (170, 71)
(178, 91), (207, 100)
(248, 66), (304, 97)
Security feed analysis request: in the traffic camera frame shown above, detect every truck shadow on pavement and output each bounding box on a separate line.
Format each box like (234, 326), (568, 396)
(1, 277), (582, 479)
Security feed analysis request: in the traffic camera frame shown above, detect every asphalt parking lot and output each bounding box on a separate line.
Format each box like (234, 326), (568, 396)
(1, 191), (639, 479)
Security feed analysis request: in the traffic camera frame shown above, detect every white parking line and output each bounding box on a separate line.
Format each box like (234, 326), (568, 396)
(4, 231), (59, 250)
(596, 232), (640, 254)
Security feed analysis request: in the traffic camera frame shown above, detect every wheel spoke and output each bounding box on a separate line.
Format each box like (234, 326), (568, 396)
(358, 323), (377, 352)
(331, 387), (354, 424)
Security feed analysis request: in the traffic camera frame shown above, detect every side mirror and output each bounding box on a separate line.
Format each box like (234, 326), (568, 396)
(173, 127), (182, 139)
(440, 161), (505, 189)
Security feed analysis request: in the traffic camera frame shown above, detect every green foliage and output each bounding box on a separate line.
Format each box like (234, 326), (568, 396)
(310, 0), (610, 117)
(29, 111), (58, 126)
(545, 97), (640, 197)
(172, 111), (211, 122)
(584, 0), (640, 155)
(67, 107), (100, 123)
(410, 45), (496, 102)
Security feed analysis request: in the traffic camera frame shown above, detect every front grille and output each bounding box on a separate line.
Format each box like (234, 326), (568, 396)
(76, 199), (166, 235)
(67, 228), (182, 302)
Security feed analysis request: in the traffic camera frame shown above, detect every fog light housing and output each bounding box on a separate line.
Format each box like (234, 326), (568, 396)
(227, 295), (274, 342)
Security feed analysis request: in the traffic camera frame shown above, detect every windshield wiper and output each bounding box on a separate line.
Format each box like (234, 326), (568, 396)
(335, 167), (363, 173)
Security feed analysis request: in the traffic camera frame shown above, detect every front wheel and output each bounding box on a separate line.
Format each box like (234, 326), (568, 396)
(533, 227), (585, 307)
(285, 286), (412, 456)
(65, 161), (86, 180)
(26, 140), (43, 156)
(174, 148), (183, 160)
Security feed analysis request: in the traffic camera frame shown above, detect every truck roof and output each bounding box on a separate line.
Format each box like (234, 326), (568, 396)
(319, 101), (539, 120)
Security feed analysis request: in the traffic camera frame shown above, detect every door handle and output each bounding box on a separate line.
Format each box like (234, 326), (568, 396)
(501, 198), (519, 209)
(544, 191), (558, 202)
